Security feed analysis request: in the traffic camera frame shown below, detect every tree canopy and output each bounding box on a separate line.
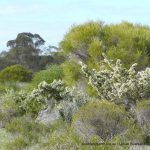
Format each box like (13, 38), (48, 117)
(60, 21), (150, 69)
(0, 33), (55, 71)
(7, 32), (45, 50)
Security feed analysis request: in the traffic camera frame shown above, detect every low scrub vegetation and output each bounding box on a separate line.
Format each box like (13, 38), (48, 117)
(0, 21), (150, 149)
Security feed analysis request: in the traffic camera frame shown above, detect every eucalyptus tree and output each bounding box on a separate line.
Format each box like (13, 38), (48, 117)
(6, 33), (46, 71)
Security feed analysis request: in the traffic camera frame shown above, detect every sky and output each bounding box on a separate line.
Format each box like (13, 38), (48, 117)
(0, 0), (150, 51)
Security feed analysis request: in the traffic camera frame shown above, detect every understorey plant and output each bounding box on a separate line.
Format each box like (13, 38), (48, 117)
(80, 53), (150, 119)
(29, 80), (88, 122)
(2, 80), (88, 121)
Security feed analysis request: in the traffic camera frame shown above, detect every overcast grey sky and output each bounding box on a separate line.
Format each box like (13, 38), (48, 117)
(0, 0), (150, 51)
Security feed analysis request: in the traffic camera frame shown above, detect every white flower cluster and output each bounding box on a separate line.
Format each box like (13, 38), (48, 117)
(81, 53), (150, 106)
(2, 80), (88, 121)
(29, 80), (88, 121)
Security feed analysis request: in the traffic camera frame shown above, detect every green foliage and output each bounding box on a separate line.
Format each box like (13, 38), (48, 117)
(72, 100), (137, 142)
(60, 21), (103, 54)
(59, 21), (150, 96)
(31, 80), (67, 107)
(87, 38), (103, 69)
(5, 116), (52, 149)
(2, 90), (27, 115)
(0, 84), (9, 93)
(104, 22), (150, 56)
(42, 131), (82, 150)
(25, 96), (45, 117)
(5, 117), (67, 150)
(0, 32), (57, 71)
(5, 117), (49, 136)
(49, 51), (66, 64)
(29, 80), (88, 121)
(61, 61), (81, 85)
(2, 89), (44, 117)
(106, 47), (149, 69)
(86, 84), (99, 97)
(31, 65), (64, 88)
(136, 99), (150, 110)
(2, 79), (88, 118)
(0, 129), (10, 150)
(136, 99), (150, 144)
(0, 111), (4, 121)
(1, 80), (64, 117)
(60, 21), (150, 70)
(1, 22), (150, 149)
(60, 21), (104, 73)
(81, 54), (150, 112)
(0, 64), (32, 83)
(0, 82), (29, 94)
(6, 136), (28, 150)
(0, 107), (10, 128)
(7, 32), (45, 49)
(103, 22), (150, 69)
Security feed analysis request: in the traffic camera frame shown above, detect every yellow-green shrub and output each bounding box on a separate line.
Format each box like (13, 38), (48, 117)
(0, 64), (32, 83)
(61, 61), (81, 86)
(31, 65), (64, 88)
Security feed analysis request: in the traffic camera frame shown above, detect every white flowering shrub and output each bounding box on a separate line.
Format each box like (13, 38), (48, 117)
(80, 53), (150, 111)
(2, 79), (88, 121)
(32, 80), (88, 121)
(29, 80), (68, 109)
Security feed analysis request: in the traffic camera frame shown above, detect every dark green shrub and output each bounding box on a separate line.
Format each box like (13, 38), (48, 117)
(0, 82), (29, 93)
(0, 84), (8, 93)
(0, 129), (10, 150)
(5, 117), (67, 150)
(5, 116), (51, 142)
(2, 88), (45, 117)
(72, 100), (142, 142)
(136, 99), (150, 144)
(0, 64), (32, 83)
(6, 116), (52, 136)
(0, 110), (7, 128)
(42, 132), (82, 150)
(6, 136), (29, 150)
(25, 96), (45, 117)
(31, 65), (64, 88)
(0, 111), (4, 121)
